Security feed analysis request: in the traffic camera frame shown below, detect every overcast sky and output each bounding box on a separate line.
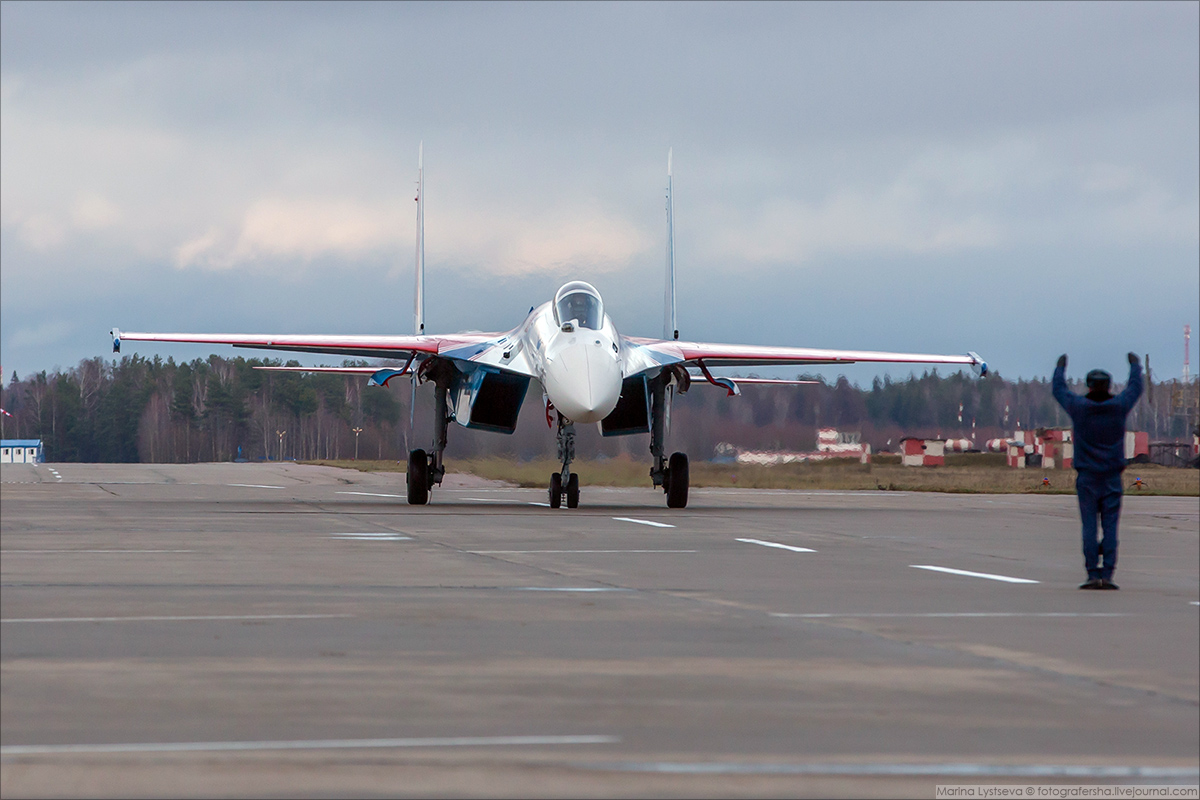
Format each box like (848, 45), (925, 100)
(2, 1), (1197, 385)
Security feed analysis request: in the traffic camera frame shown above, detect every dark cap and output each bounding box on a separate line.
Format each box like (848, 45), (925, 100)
(1086, 369), (1112, 388)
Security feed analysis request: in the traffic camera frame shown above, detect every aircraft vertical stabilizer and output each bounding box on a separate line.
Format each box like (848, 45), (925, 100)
(414, 142), (426, 335)
(664, 148), (678, 341)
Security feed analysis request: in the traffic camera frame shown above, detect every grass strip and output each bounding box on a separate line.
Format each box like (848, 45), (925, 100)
(303, 456), (1198, 496)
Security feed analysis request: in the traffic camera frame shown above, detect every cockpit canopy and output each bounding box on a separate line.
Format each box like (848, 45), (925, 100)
(553, 281), (604, 330)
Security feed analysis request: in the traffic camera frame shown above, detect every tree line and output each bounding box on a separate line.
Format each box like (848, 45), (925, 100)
(1, 355), (1194, 463)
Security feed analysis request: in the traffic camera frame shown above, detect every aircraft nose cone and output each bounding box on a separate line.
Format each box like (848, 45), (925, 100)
(544, 339), (622, 423)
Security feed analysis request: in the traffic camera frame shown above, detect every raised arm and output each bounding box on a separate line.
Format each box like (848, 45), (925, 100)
(1117, 352), (1144, 413)
(1051, 354), (1083, 416)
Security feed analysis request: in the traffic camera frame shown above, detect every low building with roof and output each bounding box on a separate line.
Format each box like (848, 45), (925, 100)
(1, 439), (44, 464)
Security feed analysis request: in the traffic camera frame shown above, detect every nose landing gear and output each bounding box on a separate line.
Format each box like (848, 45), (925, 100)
(549, 415), (580, 508)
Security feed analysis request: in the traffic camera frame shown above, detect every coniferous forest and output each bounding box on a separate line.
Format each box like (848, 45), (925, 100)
(1, 355), (1194, 464)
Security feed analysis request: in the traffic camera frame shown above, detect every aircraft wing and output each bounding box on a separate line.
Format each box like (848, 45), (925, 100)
(623, 336), (987, 376)
(110, 328), (538, 378)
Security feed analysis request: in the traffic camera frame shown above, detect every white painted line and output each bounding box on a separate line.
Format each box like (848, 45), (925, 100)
(612, 517), (675, 528)
(583, 762), (1198, 778)
(472, 550), (695, 554)
(227, 483), (285, 489)
(910, 565), (1038, 584)
(512, 587), (631, 593)
(464, 498), (514, 502)
(1191, 601), (1200, 606)
(736, 538), (815, 553)
(771, 612), (1131, 618)
(331, 536), (409, 540)
(336, 491), (405, 498)
(330, 534), (410, 541)
(0, 734), (619, 756)
(1, 549), (195, 554)
(2, 614), (352, 624)
(528, 501), (551, 507)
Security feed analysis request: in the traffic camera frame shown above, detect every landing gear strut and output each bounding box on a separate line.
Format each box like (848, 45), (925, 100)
(406, 361), (453, 505)
(549, 415), (580, 508)
(648, 372), (689, 508)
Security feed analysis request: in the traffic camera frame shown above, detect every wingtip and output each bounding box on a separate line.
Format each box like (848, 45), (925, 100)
(968, 351), (988, 377)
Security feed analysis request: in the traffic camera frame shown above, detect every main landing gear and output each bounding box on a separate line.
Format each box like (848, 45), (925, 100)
(648, 374), (689, 508)
(406, 361), (452, 505)
(549, 415), (580, 508)
(664, 451), (689, 509)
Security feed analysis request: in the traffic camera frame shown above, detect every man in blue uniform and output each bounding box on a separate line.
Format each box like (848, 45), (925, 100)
(1052, 353), (1143, 590)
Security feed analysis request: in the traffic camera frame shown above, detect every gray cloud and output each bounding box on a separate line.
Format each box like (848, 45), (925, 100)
(2, 1), (1196, 384)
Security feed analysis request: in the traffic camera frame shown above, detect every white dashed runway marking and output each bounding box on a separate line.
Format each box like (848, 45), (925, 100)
(336, 491), (405, 498)
(227, 483), (285, 489)
(612, 517), (675, 528)
(735, 538), (815, 553)
(910, 565), (1038, 584)
(329, 533), (410, 541)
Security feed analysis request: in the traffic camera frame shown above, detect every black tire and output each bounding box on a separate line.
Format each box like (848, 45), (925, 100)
(566, 473), (580, 508)
(407, 449), (429, 505)
(666, 452), (689, 508)
(549, 472), (562, 509)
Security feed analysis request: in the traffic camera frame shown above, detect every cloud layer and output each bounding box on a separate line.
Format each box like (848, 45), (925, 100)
(2, 2), (1196, 381)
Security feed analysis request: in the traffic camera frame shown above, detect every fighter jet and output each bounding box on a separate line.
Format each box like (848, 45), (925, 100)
(112, 147), (986, 508)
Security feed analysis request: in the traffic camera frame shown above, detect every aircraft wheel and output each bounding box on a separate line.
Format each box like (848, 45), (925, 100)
(666, 452), (689, 508)
(566, 473), (580, 508)
(407, 449), (429, 505)
(549, 472), (562, 509)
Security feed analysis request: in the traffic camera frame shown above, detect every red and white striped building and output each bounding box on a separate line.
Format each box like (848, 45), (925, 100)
(1004, 428), (1149, 469)
(899, 437), (945, 467)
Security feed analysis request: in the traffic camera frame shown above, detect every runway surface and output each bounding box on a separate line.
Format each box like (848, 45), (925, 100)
(2, 462), (1197, 798)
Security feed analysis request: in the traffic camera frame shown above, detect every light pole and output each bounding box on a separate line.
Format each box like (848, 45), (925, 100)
(276, 430), (286, 462)
(352, 427), (363, 460)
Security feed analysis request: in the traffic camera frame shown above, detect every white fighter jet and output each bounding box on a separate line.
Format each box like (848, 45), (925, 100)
(112, 148), (987, 508)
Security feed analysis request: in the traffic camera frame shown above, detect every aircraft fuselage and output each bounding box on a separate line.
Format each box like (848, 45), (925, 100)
(487, 281), (625, 425)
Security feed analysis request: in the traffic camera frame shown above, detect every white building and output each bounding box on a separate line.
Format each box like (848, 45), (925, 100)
(1, 439), (44, 464)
